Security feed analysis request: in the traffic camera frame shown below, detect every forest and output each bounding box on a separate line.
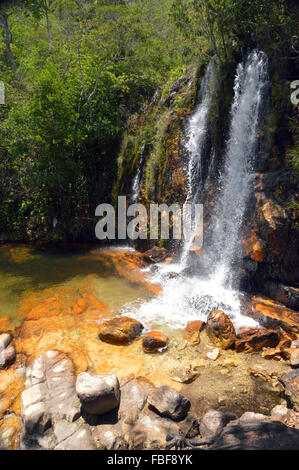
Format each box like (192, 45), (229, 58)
(0, 0), (297, 242)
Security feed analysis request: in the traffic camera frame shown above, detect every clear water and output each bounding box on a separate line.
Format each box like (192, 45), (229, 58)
(0, 244), (151, 325)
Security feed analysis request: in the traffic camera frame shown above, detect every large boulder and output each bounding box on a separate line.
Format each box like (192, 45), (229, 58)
(200, 410), (236, 439)
(148, 385), (190, 422)
(206, 310), (236, 350)
(280, 369), (299, 411)
(21, 350), (80, 435)
(99, 316), (144, 345)
(76, 372), (120, 415)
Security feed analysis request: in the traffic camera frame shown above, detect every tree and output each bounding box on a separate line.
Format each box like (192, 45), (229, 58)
(0, 0), (23, 81)
(24, 0), (57, 55)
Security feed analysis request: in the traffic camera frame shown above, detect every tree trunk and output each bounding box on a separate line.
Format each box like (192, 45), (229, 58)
(0, 12), (22, 80)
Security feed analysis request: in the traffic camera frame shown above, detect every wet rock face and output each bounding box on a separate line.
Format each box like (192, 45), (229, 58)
(280, 370), (299, 411)
(142, 331), (168, 353)
(235, 328), (280, 353)
(76, 372), (120, 415)
(99, 316), (144, 345)
(263, 281), (299, 311)
(21, 350), (80, 436)
(206, 310), (236, 350)
(148, 385), (190, 422)
(199, 410), (236, 439)
(0, 333), (16, 369)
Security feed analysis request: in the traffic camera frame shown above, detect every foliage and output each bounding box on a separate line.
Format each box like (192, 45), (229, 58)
(0, 0), (198, 240)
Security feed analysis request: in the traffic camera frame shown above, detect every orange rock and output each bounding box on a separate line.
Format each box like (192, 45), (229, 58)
(185, 320), (205, 333)
(242, 230), (264, 262)
(249, 296), (299, 337)
(142, 331), (168, 353)
(99, 316), (144, 345)
(206, 310), (236, 350)
(235, 328), (280, 353)
(189, 245), (203, 255)
(184, 321), (205, 344)
(0, 317), (10, 333)
(96, 248), (162, 295)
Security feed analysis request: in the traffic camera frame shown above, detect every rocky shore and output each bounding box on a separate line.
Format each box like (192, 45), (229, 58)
(0, 247), (299, 450)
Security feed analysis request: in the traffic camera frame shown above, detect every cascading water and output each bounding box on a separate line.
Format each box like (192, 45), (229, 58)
(180, 60), (215, 267)
(205, 50), (269, 289)
(130, 144), (146, 204)
(123, 50), (268, 330)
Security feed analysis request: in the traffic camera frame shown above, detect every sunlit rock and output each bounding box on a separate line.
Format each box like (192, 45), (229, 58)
(99, 316), (144, 345)
(200, 409), (236, 439)
(235, 328), (280, 353)
(148, 385), (190, 421)
(76, 372), (120, 415)
(21, 350), (80, 437)
(206, 310), (236, 350)
(142, 331), (168, 353)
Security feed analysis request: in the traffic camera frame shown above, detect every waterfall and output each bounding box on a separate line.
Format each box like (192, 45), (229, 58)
(205, 50), (269, 288)
(180, 60), (215, 266)
(130, 144), (146, 205)
(123, 50), (268, 330)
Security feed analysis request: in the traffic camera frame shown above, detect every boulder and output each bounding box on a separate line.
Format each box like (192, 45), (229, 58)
(235, 327), (280, 352)
(99, 316), (144, 345)
(200, 409), (236, 439)
(239, 411), (271, 424)
(142, 331), (168, 353)
(0, 344), (16, 369)
(271, 405), (289, 423)
(148, 386), (190, 421)
(185, 320), (205, 334)
(76, 372), (120, 415)
(119, 378), (153, 424)
(0, 333), (13, 350)
(280, 370), (299, 411)
(184, 321), (205, 344)
(206, 310), (236, 350)
(21, 350), (80, 436)
(290, 349), (299, 367)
